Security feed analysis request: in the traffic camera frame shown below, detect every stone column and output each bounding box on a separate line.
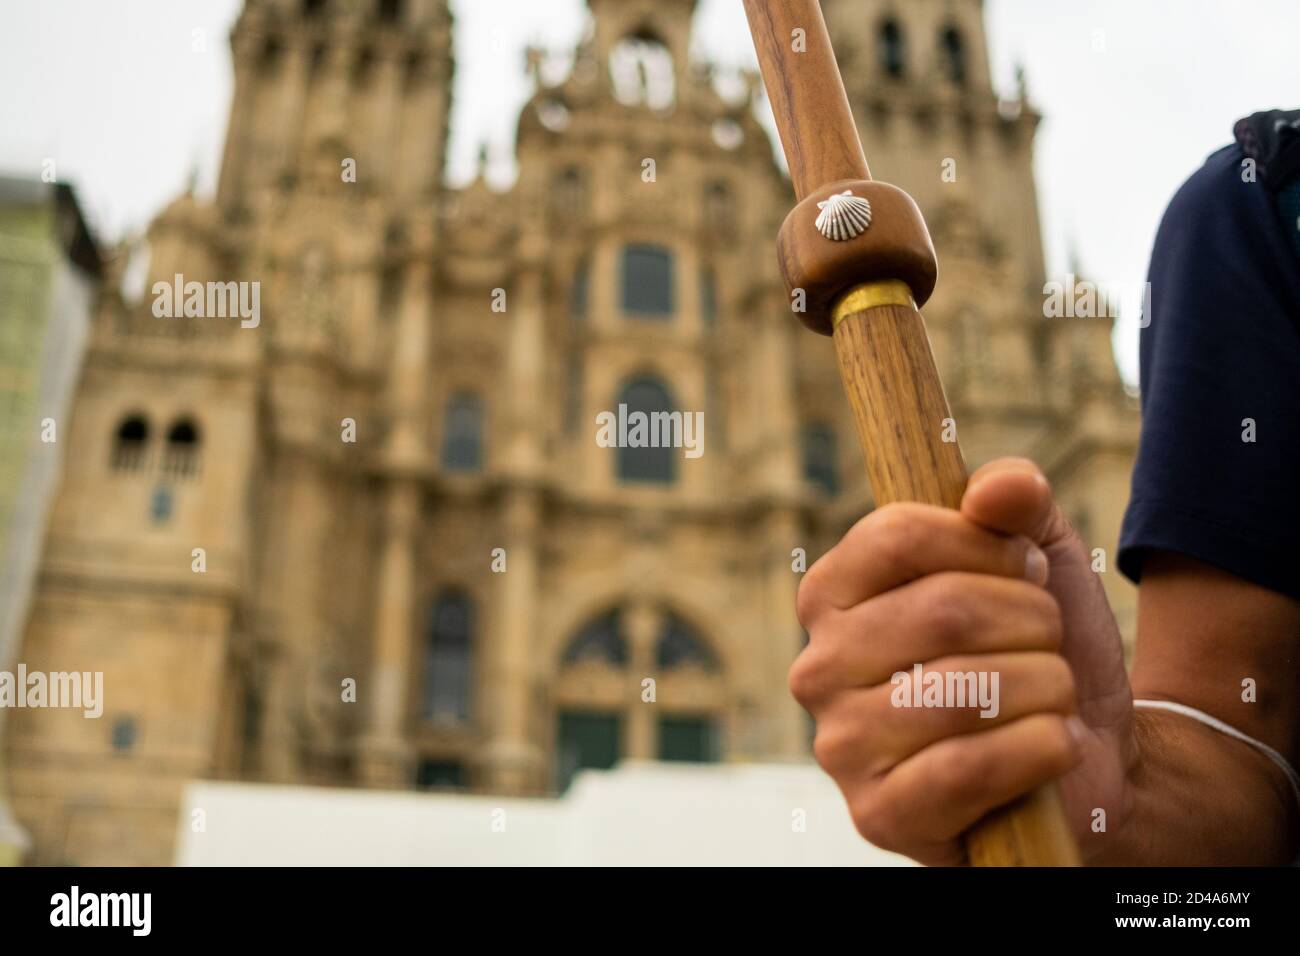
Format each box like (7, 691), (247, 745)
(482, 253), (547, 793)
(357, 243), (433, 786)
(357, 481), (419, 786)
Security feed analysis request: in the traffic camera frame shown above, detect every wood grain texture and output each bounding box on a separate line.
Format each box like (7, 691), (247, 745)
(741, 0), (869, 200)
(833, 298), (1081, 867)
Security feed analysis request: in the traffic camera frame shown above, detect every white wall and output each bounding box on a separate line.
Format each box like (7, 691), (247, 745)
(175, 761), (915, 867)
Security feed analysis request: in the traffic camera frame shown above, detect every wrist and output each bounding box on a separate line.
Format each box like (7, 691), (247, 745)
(1089, 707), (1299, 865)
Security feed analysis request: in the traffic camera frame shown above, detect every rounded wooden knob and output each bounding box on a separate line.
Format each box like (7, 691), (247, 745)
(776, 179), (938, 335)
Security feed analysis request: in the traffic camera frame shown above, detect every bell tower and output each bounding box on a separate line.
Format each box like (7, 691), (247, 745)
(216, 0), (454, 210)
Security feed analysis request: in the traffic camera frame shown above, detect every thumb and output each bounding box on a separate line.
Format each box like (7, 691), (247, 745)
(960, 458), (1130, 731)
(960, 457), (1072, 550)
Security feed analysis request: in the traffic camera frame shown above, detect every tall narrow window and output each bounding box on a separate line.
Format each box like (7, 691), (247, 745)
(802, 422), (839, 496)
(441, 393), (484, 473)
(609, 32), (675, 110)
(700, 267), (717, 328)
(940, 26), (967, 84)
(615, 377), (677, 485)
(111, 414), (149, 471)
(161, 418), (201, 478)
(879, 19), (907, 78)
(423, 592), (473, 722)
(621, 245), (674, 318)
(570, 259), (590, 323)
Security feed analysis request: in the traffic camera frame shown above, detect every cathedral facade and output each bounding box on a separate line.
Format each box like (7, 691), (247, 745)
(3, 0), (1136, 866)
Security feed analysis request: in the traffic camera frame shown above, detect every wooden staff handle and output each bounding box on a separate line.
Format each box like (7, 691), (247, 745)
(742, 0), (1081, 866)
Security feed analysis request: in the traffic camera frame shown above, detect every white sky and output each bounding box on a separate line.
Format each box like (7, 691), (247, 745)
(2, 1), (1298, 382)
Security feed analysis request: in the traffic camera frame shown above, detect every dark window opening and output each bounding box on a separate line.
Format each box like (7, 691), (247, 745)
(879, 19), (906, 78)
(802, 422), (840, 496)
(111, 414), (149, 471)
(557, 711), (621, 791)
(378, 0), (403, 25)
(940, 26), (967, 84)
(656, 613), (717, 670)
(700, 267), (717, 327)
(111, 717), (137, 753)
(621, 244), (674, 317)
(615, 377), (677, 485)
(441, 393), (484, 473)
(658, 716), (719, 763)
(150, 486), (173, 524)
(303, 0), (327, 18)
(416, 759), (464, 790)
(422, 592), (473, 722)
(563, 610), (628, 667)
(162, 418), (201, 478)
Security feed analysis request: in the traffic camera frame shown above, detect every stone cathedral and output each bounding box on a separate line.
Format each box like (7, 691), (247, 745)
(3, 0), (1136, 865)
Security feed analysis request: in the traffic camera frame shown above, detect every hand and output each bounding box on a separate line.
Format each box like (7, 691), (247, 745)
(792, 457), (1133, 865)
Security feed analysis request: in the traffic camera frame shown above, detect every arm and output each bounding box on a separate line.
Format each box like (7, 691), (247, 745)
(1094, 552), (1300, 864)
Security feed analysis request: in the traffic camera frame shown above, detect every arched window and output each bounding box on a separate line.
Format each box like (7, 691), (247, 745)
(422, 592), (473, 722)
(563, 610), (628, 666)
(441, 393), (484, 473)
(802, 422), (839, 496)
(879, 19), (907, 78)
(656, 613), (717, 670)
(111, 414), (149, 471)
(940, 25), (967, 84)
(615, 377), (677, 485)
(162, 418), (201, 478)
(621, 244), (674, 318)
(609, 31), (675, 110)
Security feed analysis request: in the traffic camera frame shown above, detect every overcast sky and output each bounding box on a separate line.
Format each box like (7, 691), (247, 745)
(2, 0), (1297, 382)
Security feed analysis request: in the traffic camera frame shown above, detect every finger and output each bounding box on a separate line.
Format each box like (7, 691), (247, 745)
(810, 652), (1077, 777)
(798, 503), (1047, 619)
(961, 457), (1072, 548)
(794, 574), (1062, 695)
(851, 713), (1084, 854)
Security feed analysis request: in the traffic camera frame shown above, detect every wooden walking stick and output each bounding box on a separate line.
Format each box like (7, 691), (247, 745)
(742, 0), (1081, 866)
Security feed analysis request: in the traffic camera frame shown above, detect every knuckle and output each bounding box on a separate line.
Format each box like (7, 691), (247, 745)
(863, 504), (923, 565)
(920, 574), (977, 642)
(849, 791), (900, 850)
(934, 742), (993, 807)
(811, 720), (860, 774)
(787, 650), (824, 707)
(795, 566), (827, 629)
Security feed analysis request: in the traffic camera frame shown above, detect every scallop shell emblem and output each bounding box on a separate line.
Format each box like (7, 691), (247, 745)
(814, 190), (872, 241)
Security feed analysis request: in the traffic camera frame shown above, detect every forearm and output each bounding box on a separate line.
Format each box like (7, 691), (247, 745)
(1090, 708), (1299, 865)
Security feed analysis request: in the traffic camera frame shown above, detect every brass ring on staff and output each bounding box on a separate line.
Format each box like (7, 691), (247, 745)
(831, 280), (916, 329)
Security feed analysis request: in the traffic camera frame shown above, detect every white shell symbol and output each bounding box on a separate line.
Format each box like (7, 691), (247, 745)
(815, 190), (872, 241)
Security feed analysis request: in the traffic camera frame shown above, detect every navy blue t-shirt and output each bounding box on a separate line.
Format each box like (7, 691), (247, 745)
(1118, 142), (1300, 600)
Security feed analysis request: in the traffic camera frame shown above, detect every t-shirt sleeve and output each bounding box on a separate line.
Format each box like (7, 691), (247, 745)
(1118, 145), (1300, 600)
